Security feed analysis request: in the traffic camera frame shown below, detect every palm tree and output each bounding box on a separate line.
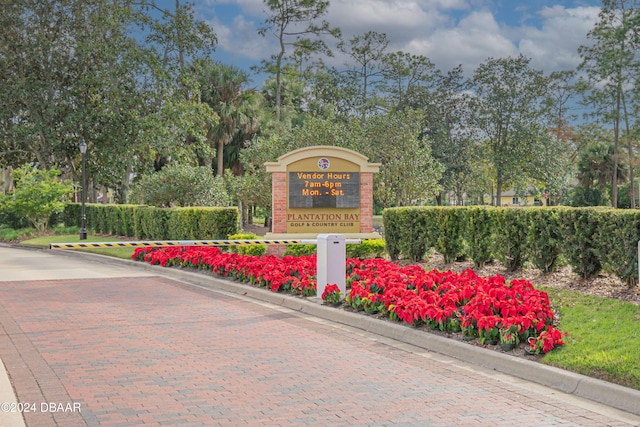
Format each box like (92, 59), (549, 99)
(199, 62), (261, 176)
(577, 142), (626, 191)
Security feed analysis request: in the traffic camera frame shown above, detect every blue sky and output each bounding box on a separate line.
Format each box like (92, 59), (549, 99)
(192, 0), (603, 86)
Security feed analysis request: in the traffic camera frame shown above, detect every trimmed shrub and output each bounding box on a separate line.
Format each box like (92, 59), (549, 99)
(284, 244), (316, 257)
(557, 207), (602, 279)
(347, 239), (386, 259)
(114, 205), (137, 237)
(493, 208), (528, 272)
(89, 204), (110, 235)
(228, 233), (266, 256)
(60, 203), (82, 229)
(0, 207), (30, 229)
(133, 206), (150, 239)
(434, 207), (466, 264)
(198, 207), (238, 239)
(465, 207), (494, 268)
(526, 208), (562, 273)
(397, 208), (431, 262)
(382, 208), (402, 261)
(167, 208), (200, 240)
(142, 207), (170, 240)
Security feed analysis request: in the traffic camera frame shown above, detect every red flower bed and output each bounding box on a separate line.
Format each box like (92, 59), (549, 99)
(132, 247), (566, 353)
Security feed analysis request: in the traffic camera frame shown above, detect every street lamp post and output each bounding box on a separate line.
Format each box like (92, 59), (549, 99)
(79, 140), (87, 240)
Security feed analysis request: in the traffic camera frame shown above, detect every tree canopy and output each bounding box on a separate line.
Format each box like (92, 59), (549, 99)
(1, 0), (638, 217)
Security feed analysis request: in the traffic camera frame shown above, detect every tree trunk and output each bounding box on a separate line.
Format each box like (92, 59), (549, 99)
(275, 28), (285, 121)
(612, 91), (621, 208)
(627, 136), (634, 209)
(2, 167), (13, 194)
(621, 91), (635, 209)
(118, 163), (133, 204)
(238, 199), (244, 229)
(217, 138), (224, 176)
(90, 179), (97, 203)
(176, 0), (184, 69)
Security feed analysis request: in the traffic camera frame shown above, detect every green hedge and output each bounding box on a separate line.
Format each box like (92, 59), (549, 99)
(284, 239), (386, 259)
(284, 244), (317, 257)
(61, 203), (238, 240)
(384, 206), (640, 286)
(347, 238), (386, 259)
(0, 207), (31, 229)
(227, 233), (267, 256)
(31, 202), (640, 286)
(596, 209), (640, 286)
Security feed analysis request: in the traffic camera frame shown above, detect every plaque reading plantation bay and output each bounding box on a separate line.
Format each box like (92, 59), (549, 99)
(265, 146), (380, 234)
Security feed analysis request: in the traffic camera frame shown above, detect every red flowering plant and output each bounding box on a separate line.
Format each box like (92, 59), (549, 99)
(131, 246), (188, 267)
(499, 324), (520, 345)
(291, 277), (317, 297)
(345, 280), (367, 311)
(132, 247), (149, 261)
(321, 284), (342, 305)
(528, 325), (567, 354)
(132, 246), (567, 353)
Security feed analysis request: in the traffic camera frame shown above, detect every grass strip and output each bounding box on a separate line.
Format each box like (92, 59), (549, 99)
(20, 234), (136, 260)
(540, 286), (640, 390)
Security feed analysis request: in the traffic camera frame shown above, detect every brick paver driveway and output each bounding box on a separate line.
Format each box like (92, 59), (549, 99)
(0, 247), (638, 426)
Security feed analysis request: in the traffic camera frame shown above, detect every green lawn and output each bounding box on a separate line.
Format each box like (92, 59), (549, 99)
(21, 234), (136, 259)
(540, 286), (640, 389)
(17, 233), (640, 391)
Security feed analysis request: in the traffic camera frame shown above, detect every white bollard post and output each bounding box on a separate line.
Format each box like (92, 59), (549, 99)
(316, 234), (346, 299)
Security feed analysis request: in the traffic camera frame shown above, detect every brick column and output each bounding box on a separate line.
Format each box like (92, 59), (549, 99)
(272, 172), (287, 233)
(360, 172), (373, 233)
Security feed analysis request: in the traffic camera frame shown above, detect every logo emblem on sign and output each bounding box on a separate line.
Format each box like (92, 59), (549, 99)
(317, 158), (330, 170)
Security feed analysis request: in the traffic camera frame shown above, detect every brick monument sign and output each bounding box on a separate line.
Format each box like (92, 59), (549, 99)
(265, 146), (380, 235)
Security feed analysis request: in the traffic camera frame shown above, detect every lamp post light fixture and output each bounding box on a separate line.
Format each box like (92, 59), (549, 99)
(79, 140), (88, 240)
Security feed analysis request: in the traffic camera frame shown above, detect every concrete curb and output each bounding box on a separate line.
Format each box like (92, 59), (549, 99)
(0, 359), (26, 427)
(29, 247), (640, 417)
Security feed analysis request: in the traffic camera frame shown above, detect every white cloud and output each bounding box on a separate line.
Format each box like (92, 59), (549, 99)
(327, 2), (601, 75)
(328, 0), (461, 48)
(203, 0), (263, 13)
(329, 0), (441, 31)
(406, 10), (518, 74)
(208, 14), (268, 61)
(203, 1), (601, 78)
(517, 6), (600, 72)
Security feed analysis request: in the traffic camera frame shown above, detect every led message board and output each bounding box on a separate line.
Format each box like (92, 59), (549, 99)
(288, 171), (360, 208)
